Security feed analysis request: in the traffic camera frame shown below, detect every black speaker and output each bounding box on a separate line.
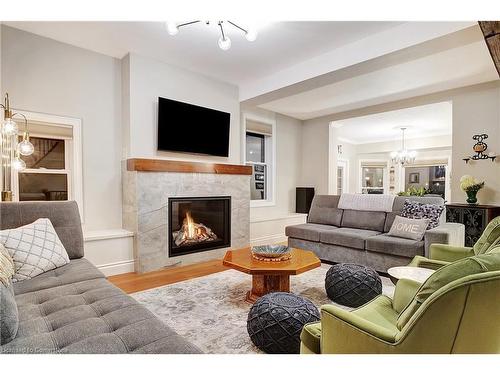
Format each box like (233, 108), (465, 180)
(296, 187), (315, 214)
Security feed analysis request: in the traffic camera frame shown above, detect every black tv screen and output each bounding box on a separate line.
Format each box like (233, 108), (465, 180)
(157, 97), (231, 157)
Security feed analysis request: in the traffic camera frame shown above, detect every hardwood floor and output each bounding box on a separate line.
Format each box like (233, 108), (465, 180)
(108, 259), (228, 294)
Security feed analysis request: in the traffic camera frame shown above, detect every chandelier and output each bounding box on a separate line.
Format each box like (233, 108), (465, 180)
(0, 93), (35, 201)
(165, 20), (257, 51)
(390, 127), (417, 165)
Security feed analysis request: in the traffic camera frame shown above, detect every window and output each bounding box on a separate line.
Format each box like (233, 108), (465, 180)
(404, 165), (446, 199)
(10, 110), (83, 219)
(361, 166), (385, 194)
(243, 115), (275, 206)
(337, 166), (344, 195)
(17, 136), (69, 201)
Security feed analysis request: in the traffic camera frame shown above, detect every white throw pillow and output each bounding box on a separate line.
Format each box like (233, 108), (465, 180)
(388, 215), (430, 241)
(0, 218), (70, 282)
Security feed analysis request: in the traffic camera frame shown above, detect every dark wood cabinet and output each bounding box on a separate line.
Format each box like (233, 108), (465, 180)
(446, 203), (500, 247)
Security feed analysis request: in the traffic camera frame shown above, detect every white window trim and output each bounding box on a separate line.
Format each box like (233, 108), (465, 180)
(11, 109), (84, 221)
(337, 158), (349, 194)
(358, 159), (389, 194)
(242, 112), (276, 208)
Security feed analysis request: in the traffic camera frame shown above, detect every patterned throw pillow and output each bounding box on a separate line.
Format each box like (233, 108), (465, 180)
(400, 200), (445, 229)
(0, 243), (15, 286)
(0, 218), (70, 282)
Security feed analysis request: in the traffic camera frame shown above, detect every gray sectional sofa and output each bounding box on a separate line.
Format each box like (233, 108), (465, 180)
(286, 195), (465, 272)
(0, 201), (201, 354)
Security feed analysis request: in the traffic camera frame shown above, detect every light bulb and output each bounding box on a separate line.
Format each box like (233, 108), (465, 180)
(218, 36), (231, 50)
(18, 139), (35, 156)
(409, 150), (417, 158)
(390, 151), (398, 158)
(12, 157), (26, 171)
(166, 22), (179, 36)
(2, 118), (18, 135)
(245, 29), (258, 42)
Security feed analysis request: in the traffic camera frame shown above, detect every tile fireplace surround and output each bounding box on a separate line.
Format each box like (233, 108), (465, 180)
(123, 159), (252, 273)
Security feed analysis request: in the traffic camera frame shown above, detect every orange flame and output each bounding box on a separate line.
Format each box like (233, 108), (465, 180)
(185, 212), (196, 239)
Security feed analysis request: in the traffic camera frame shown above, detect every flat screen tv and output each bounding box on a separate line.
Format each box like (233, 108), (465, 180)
(157, 97), (231, 157)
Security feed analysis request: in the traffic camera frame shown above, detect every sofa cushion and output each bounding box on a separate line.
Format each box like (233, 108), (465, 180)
(2, 277), (201, 354)
(388, 216), (429, 241)
(1, 218), (70, 282)
(365, 234), (424, 258)
(285, 223), (338, 242)
(12, 258), (104, 295)
(320, 228), (380, 250)
(0, 201), (84, 259)
(341, 209), (386, 232)
(308, 195), (343, 227)
(0, 282), (18, 345)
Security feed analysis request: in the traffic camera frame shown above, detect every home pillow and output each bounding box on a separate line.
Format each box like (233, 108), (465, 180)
(388, 216), (429, 241)
(0, 218), (70, 282)
(401, 200), (444, 229)
(397, 252), (500, 329)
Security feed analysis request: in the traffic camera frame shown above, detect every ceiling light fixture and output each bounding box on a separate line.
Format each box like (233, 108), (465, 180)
(390, 127), (417, 165)
(165, 20), (258, 51)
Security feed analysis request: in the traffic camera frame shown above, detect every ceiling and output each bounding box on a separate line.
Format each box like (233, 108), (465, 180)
(335, 101), (452, 144)
(259, 26), (499, 119)
(5, 21), (498, 121)
(4, 21), (400, 86)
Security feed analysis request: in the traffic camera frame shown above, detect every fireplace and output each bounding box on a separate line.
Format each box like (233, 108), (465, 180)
(168, 196), (231, 257)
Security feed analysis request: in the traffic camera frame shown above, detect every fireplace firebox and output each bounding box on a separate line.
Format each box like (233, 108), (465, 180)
(168, 196), (231, 257)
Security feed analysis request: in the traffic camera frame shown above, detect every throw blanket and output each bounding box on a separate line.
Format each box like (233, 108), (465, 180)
(338, 193), (395, 213)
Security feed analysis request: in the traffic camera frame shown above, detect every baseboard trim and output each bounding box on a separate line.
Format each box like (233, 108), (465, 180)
(250, 234), (288, 246)
(97, 259), (135, 276)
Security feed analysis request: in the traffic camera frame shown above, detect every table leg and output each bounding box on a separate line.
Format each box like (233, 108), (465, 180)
(245, 274), (290, 303)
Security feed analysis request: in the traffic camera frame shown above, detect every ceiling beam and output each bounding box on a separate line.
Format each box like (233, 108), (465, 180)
(479, 21), (500, 77)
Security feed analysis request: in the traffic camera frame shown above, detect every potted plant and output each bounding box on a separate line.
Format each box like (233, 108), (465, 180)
(459, 175), (485, 204)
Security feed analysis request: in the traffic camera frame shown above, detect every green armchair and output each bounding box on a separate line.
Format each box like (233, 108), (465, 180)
(410, 216), (500, 270)
(300, 250), (500, 354)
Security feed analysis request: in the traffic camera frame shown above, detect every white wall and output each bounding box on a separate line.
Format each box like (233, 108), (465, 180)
(1, 26), (133, 275)
(241, 107), (307, 243)
(125, 53), (241, 163)
(301, 81), (500, 205)
(2, 26), (123, 231)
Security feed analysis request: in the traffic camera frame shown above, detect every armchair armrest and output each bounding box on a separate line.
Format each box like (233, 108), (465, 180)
(424, 223), (465, 257)
(321, 305), (398, 343)
(429, 243), (474, 262)
(392, 278), (421, 313)
(408, 255), (450, 270)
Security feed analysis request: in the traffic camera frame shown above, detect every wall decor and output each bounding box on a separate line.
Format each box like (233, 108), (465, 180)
(462, 134), (496, 163)
(409, 172), (420, 184)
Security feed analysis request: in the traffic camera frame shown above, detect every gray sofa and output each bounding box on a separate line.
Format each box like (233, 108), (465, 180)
(0, 201), (201, 354)
(286, 195), (464, 272)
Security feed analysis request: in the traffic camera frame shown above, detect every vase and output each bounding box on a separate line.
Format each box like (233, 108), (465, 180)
(466, 190), (478, 204)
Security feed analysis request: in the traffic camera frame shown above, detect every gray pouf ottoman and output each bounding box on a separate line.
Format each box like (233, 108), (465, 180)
(247, 292), (320, 354)
(325, 263), (382, 308)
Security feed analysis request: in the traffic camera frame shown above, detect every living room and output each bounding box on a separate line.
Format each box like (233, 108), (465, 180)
(1, 1), (499, 371)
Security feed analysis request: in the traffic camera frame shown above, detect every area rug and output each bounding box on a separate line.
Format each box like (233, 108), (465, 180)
(132, 264), (395, 354)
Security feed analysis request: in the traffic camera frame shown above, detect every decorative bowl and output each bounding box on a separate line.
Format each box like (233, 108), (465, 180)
(251, 245), (291, 258)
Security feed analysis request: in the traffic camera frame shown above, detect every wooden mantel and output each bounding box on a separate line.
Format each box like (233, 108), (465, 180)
(126, 158), (253, 175)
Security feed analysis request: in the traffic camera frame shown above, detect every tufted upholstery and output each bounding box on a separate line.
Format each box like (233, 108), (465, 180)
(1, 277), (200, 353)
(0, 201), (201, 354)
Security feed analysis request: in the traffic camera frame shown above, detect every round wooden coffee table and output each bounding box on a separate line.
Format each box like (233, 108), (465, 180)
(222, 247), (321, 303)
(387, 266), (435, 285)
